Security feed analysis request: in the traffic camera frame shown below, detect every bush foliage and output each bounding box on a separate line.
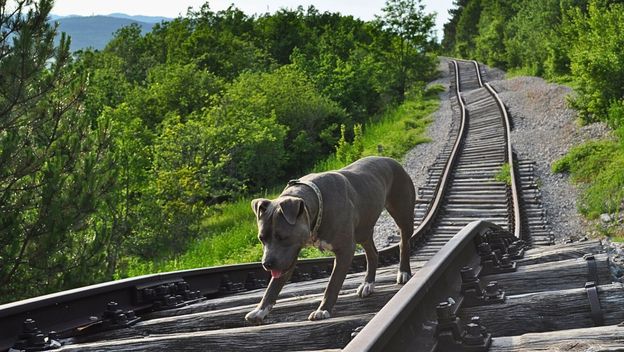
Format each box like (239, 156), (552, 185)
(0, 0), (438, 303)
(123, 84), (441, 274)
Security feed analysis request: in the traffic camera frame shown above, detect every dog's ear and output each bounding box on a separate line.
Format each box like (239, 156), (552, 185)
(251, 198), (271, 219)
(278, 197), (304, 225)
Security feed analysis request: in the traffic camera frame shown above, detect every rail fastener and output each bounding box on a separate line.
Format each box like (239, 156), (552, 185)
(8, 319), (61, 352)
(435, 300), (492, 352)
(460, 266), (505, 307)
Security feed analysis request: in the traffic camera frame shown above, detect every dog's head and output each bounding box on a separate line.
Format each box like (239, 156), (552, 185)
(251, 196), (311, 279)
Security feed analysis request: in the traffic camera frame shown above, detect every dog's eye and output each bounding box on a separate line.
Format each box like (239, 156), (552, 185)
(274, 233), (283, 241)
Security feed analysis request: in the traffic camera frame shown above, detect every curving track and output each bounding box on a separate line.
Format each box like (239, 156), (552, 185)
(0, 60), (569, 352)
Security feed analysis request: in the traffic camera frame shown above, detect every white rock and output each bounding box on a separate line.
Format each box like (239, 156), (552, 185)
(600, 213), (613, 223)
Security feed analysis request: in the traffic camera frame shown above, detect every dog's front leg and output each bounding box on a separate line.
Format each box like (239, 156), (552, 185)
(309, 245), (355, 321)
(245, 266), (295, 324)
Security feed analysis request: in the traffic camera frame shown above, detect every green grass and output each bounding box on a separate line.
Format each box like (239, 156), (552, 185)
(505, 66), (539, 79)
(547, 74), (577, 88)
(494, 163), (511, 185)
(505, 66), (578, 89)
(552, 139), (624, 220)
(120, 85), (442, 276)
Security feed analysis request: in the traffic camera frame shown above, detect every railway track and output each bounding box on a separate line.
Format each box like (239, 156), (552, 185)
(2, 60), (620, 351)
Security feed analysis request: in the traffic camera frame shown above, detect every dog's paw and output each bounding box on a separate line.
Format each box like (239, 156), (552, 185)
(396, 271), (411, 284)
(245, 304), (272, 324)
(356, 282), (375, 298)
(308, 309), (331, 321)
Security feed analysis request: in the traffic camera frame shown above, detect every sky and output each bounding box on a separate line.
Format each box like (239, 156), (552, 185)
(51, 0), (454, 39)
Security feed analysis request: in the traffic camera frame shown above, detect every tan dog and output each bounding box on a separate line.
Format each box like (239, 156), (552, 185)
(245, 156), (415, 323)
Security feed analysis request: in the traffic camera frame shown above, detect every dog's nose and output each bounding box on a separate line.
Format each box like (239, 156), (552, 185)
(262, 260), (274, 271)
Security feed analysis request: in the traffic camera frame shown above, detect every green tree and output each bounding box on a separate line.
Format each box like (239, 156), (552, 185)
(133, 91), (288, 257)
(255, 7), (311, 65)
(127, 62), (222, 129)
(78, 50), (132, 120)
(104, 23), (154, 83)
(503, 0), (562, 75)
(454, 0), (482, 58)
(441, 0), (469, 53)
(226, 66), (347, 174)
(473, 0), (515, 67)
(568, 1), (624, 123)
(377, 0), (437, 101)
(0, 0), (115, 302)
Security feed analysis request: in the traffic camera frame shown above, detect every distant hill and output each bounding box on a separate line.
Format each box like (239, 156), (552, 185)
(49, 14), (172, 51)
(107, 13), (171, 23)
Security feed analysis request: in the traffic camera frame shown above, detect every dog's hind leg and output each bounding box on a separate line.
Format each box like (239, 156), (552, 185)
(391, 210), (414, 284)
(357, 237), (377, 298)
(386, 191), (415, 284)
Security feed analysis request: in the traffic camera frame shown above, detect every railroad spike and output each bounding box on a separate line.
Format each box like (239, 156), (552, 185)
(11, 318), (62, 351)
(461, 316), (492, 351)
(100, 301), (141, 329)
(435, 300), (463, 341)
(461, 266), (506, 307)
(478, 242), (517, 275)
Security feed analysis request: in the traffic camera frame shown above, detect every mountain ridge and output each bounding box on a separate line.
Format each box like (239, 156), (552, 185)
(49, 13), (172, 51)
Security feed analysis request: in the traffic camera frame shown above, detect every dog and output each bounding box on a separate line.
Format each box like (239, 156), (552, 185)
(245, 156), (415, 323)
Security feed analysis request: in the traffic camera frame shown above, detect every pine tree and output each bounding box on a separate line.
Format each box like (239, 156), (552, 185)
(0, 0), (115, 303)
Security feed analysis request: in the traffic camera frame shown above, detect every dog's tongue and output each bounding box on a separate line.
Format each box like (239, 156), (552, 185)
(270, 270), (283, 279)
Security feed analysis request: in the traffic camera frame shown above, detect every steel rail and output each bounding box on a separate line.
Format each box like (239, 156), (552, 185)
(411, 60), (469, 238)
(483, 83), (522, 240)
(472, 60), (484, 88)
(343, 220), (504, 352)
(451, 58), (521, 239)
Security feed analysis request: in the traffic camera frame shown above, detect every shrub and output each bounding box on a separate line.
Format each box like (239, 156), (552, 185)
(551, 140), (619, 182)
(578, 153), (624, 218)
(336, 124), (364, 164)
(226, 66), (348, 175)
(568, 2), (624, 123)
(552, 140), (624, 219)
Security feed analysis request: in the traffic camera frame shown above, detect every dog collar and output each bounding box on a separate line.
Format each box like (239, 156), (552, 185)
(285, 179), (323, 237)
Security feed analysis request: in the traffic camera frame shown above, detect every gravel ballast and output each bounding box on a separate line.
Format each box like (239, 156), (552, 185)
(372, 59), (455, 249)
(490, 76), (611, 241)
(372, 59), (613, 249)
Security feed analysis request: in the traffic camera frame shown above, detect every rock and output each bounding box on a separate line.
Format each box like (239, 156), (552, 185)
(600, 213), (613, 223)
(386, 235), (400, 243)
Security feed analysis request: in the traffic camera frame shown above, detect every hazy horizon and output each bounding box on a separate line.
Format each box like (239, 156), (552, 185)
(51, 0), (453, 38)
